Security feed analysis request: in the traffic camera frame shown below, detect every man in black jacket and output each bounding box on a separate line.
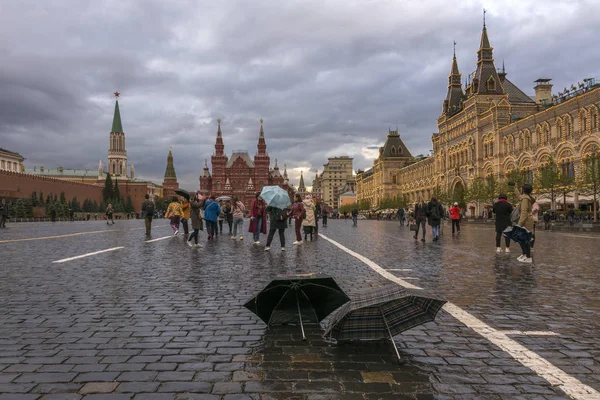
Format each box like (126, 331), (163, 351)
(492, 193), (513, 253)
(141, 194), (155, 235)
(0, 198), (8, 228)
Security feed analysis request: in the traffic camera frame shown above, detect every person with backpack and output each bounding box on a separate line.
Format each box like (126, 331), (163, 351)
(203, 195), (221, 240)
(230, 197), (246, 240)
(105, 204), (115, 225)
(264, 206), (289, 251)
(291, 194), (305, 245)
(141, 194), (155, 235)
(492, 193), (513, 253)
(517, 184), (535, 263)
(249, 192), (267, 244)
(449, 202), (461, 236)
(413, 199), (428, 241)
(427, 197), (444, 241)
(397, 207), (405, 226)
(187, 192), (204, 247)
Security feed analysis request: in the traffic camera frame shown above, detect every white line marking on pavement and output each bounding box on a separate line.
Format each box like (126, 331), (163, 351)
(319, 233), (600, 400)
(145, 236), (172, 243)
(387, 268), (413, 271)
(0, 229), (120, 243)
(52, 247), (124, 263)
(500, 330), (560, 336)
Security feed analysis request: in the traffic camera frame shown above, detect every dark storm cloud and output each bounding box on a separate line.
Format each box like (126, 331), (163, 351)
(1, 0), (598, 189)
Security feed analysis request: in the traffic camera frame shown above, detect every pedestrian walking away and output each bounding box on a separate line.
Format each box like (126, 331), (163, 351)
(165, 197), (183, 235)
(397, 207), (405, 226)
(322, 206), (328, 227)
(492, 193), (513, 254)
(265, 206), (289, 251)
(180, 197), (190, 236)
(217, 200), (225, 235)
(105, 204), (115, 225)
(414, 199), (428, 242)
(449, 202), (461, 236)
(543, 211), (552, 231)
(224, 200), (233, 235)
(517, 184), (536, 263)
(203, 195), (221, 240)
(427, 197), (444, 241)
(188, 192), (204, 247)
(291, 194), (305, 245)
(302, 195), (316, 241)
(248, 192), (267, 244)
(141, 194), (155, 235)
(231, 197), (246, 240)
(314, 200), (321, 234)
(0, 198), (8, 228)
(351, 208), (358, 227)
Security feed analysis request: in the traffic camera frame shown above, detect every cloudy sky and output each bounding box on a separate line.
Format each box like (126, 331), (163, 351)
(1, 0), (598, 190)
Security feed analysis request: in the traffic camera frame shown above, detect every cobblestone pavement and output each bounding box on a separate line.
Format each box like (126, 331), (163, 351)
(0, 219), (599, 399)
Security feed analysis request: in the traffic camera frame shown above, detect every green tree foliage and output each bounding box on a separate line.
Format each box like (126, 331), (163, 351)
(125, 195), (134, 214)
(431, 185), (450, 206)
(580, 152), (600, 221)
(358, 199), (371, 210)
(103, 174), (114, 202)
(378, 194), (409, 210)
(70, 197), (81, 212)
(53, 193), (58, 203)
(535, 158), (563, 209)
(39, 191), (44, 205)
(46, 194), (52, 204)
(92, 200), (99, 213)
(31, 191), (38, 207)
(59, 192), (66, 204)
(113, 179), (121, 202)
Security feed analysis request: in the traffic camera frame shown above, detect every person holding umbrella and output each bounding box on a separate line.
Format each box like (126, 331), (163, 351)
(165, 196), (182, 235)
(180, 196), (190, 236)
(264, 206), (289, 251)
(249, 192), (267, 244)
(187, 192), (204, 247)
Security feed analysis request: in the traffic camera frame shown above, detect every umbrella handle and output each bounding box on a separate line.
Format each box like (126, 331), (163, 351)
(296, 291), (306, 341)
(379, 306), (401, 361)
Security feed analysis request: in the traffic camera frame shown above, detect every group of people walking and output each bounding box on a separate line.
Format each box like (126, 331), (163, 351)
(142, 191), (322, 251)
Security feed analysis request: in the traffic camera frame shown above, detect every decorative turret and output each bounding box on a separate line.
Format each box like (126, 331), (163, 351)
(215, 119), (225, 156)
(283, 163), (289, 183)
(471, 14), (504, 96)
(298, 171), (306, 191)
(108, 91), (127, 176)
(443, 42), (465, 116)
(202, 159), (211, 177)
(130, 164), (135, 180)
(162, 146), (179, 199)
(247, 178), (255, 191)
(257, 119), (267, 155)
(98, 160), (103, 179)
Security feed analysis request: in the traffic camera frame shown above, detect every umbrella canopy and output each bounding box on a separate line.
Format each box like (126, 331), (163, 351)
(175, 189), (190, 200)
(216, 196), (231, 202)
(244, 273), (350, 340)
(502, 225), (532, 244)
(322, 283), (446, 359)
(260, 186), (291, 210)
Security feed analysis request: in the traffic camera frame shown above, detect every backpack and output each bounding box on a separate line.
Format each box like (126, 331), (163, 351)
(276, 208), (287, 221)
(430, 204), (440, 220)
(145, 201), (155, 216)
(510, 204), (521, 225)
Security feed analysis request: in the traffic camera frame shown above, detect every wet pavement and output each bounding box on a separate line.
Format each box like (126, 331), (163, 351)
(0, 219), (599, 399)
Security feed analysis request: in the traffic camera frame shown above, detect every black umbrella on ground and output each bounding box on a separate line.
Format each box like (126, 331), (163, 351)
(244, 273), (350, 340)
(322, 283), (446, 360)
(175, 189), (190, 200)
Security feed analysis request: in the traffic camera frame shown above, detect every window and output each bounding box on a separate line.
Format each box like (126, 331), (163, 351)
(216, 181), (221, 190)
(391, 146), (396, 155)
(489, 142), (494, 157)
(487, 77), (496, 91)
(1, 161), (4, 170)
(561, 161), (575, 180)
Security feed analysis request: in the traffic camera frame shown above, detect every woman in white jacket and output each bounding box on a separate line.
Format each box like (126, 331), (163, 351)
(301, 195), (316, 241)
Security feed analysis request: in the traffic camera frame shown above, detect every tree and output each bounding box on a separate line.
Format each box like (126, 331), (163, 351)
(92, 200), (99, 213)
(154, 196), (168, 213)
(53, 193), (58, 203)
(484, 175), (502, 206)
(103, 174), (114, 202)
(125, 195), (134, 214)
(13, 199), (26, 218)
(535, 159), (561, 210)
(46, 194), (51, 204)
(113, 178), (121, 203)
(357, 199), (371, 210)
(71, 197), (81, 212)
(580, 152), (600, 221)
(39, 191), (44, 206)
(431, 185), (451, 206)
(31, 191), (38, 207)
(59, 192), (66, 204)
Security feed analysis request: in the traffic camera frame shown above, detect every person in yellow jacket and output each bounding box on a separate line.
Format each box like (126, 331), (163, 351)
(180, 197), (191, 236)
(166, 197), (183, 236)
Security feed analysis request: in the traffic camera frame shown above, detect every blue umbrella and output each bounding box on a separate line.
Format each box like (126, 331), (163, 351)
(260, 186), (291, 210)
(503, 225), (532, 244)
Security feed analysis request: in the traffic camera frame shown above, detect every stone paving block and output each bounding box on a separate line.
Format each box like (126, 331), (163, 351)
(78, 382), (120, 395)
(211, 382), (243, 395)
(40, 394), (82, 400)
(0, 395), (41, 400)
(132, 394), (175, 400)
(192, 372), (231, 382)
(74, 372), (120, 383)
(176, 363), (213, 372)
(155, 372), (194, 381)
(157, 382), (212, 393)
(115, 382), (160, 393)
(175, 394), (219, 400)
(15, 373), (78, 383)
(31, 384), (83, 394)
(81, 395), (131, 400)
(0, 373), (20, 383)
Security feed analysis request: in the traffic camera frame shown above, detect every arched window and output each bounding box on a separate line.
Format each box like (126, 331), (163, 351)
(259, 180), (264, 189)
(489, 141), (494, 157)
(216, 181), (221, 190)
(580, 112), (588, 134)
(390, 146), (396, 155)
(525, 133), (531, 150)
(487, 76), (496, 91)
(0, 161), (4, 170)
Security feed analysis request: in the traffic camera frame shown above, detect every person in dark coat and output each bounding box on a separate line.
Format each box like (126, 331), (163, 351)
(0, 198), (8, 228)
(264, 206), (289, 251)
(397, 207), (405, 226)
(187, 192), (204, 247)
(248, 192), (267, 244)
(414, 199), (429, 242)
(141, 194), (155, 235)
(427, 198), (444, 241)
(492, 193), (513, 253)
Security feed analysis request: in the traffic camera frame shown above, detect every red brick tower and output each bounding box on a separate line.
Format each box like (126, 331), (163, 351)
(211, 119), (228, 194)
(162, 147), (179, 199)
(253, 119), (270, 191)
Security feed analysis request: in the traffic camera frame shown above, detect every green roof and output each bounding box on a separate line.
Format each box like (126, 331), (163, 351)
(164, 149), (177, 178)
(111, 100), (123, 132)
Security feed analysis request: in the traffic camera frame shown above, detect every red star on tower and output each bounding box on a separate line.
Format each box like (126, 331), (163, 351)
(114, 91), (120, 98)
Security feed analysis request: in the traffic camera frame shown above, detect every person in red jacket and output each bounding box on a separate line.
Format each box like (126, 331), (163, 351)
(449, 202), (461, 236)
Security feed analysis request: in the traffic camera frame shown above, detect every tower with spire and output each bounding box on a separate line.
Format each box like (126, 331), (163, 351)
(108, 91), (128, 177)
(211, 119), (228, 193)
(443, 42), (465, 116)
(253, 119), (270, 189)
(162, 147), (179, 199)
(470, 13), (504, 96)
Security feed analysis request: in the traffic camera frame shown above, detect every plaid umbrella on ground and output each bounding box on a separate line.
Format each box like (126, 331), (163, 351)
(322, 283), (446, 360)
(244, 273), (350, 340)
(503, 225), (533, 244)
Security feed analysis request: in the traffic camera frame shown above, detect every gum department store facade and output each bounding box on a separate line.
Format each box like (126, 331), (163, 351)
(357, 23), (600, 213)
